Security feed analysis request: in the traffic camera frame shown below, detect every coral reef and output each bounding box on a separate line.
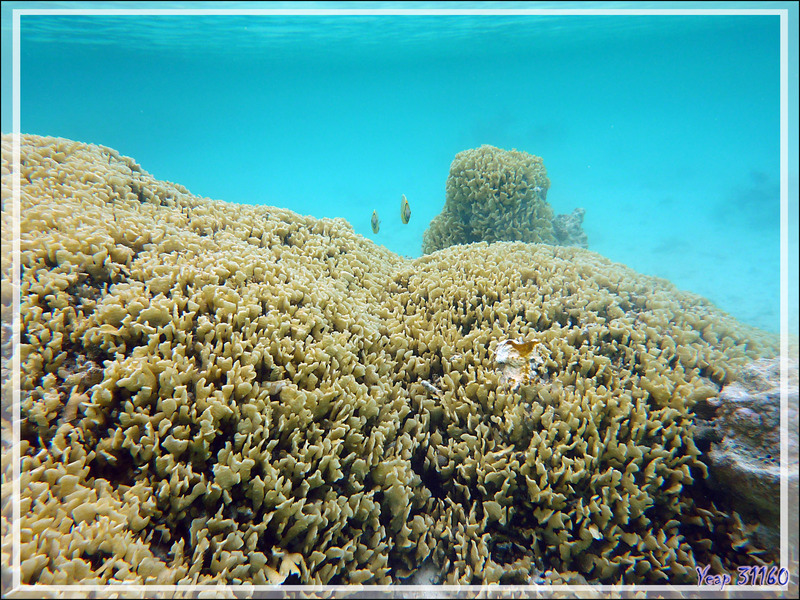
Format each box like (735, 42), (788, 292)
(694, 357), (799, 550)
(422, 145), (556, 254)
(421, 145), (589, 254)
(0, 134), (784, 587)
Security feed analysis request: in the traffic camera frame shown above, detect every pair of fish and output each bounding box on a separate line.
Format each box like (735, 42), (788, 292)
(372, 194), (411, 233)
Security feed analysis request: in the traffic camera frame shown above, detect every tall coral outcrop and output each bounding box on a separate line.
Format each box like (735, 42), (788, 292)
(422, 145), (555, 254)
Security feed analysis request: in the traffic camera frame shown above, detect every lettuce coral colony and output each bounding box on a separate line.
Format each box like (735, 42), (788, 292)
(422, 144), (556, 254)
(0, 134), (783, 586)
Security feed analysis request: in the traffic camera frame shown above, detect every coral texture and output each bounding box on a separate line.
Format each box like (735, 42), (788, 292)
(422, 145), (555, 254)
(1, 134), (783, 587)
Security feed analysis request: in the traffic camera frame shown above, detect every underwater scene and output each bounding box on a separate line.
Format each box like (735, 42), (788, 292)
(1, 3), (798, 596)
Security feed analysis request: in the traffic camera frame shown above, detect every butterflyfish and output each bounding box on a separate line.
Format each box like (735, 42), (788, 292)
(371, 210), (380, 234)
(400, 194), (411, 224)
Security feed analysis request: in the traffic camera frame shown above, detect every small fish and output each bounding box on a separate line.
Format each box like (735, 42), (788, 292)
(421, 380), (443, 397)
(400, 194), (411, 224)
(371, 210), (380, 233)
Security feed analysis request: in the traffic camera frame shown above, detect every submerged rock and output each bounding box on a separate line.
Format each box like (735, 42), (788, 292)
(552, 207), (588, 249)
(493, 337), (547, 391)
(697, 357), (799, 550)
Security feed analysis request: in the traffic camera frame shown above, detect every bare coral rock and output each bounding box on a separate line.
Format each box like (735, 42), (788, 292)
(493, 338), (547, 391)
(552, 207), (588, 249)
(704, 358), (799, 549)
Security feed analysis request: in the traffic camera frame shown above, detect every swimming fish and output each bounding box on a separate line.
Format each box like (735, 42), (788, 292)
(400, 194), (411, 224)
(371, 210), (380, 233)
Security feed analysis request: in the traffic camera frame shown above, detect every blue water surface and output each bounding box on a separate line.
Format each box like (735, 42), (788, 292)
(6, 4), (795, 333)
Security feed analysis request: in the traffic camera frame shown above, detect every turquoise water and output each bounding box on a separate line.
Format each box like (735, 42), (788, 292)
(5, 6), (795, 333)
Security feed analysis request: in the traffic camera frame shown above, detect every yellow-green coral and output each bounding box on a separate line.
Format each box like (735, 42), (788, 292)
(422, 145), (554, 254)
(1, 134), (780, 586)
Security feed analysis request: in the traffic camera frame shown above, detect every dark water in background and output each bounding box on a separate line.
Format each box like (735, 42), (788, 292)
(6, 7), (794, 333)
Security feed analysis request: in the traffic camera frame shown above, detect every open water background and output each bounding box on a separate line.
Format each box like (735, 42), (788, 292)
(2, 2), (798, 334)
